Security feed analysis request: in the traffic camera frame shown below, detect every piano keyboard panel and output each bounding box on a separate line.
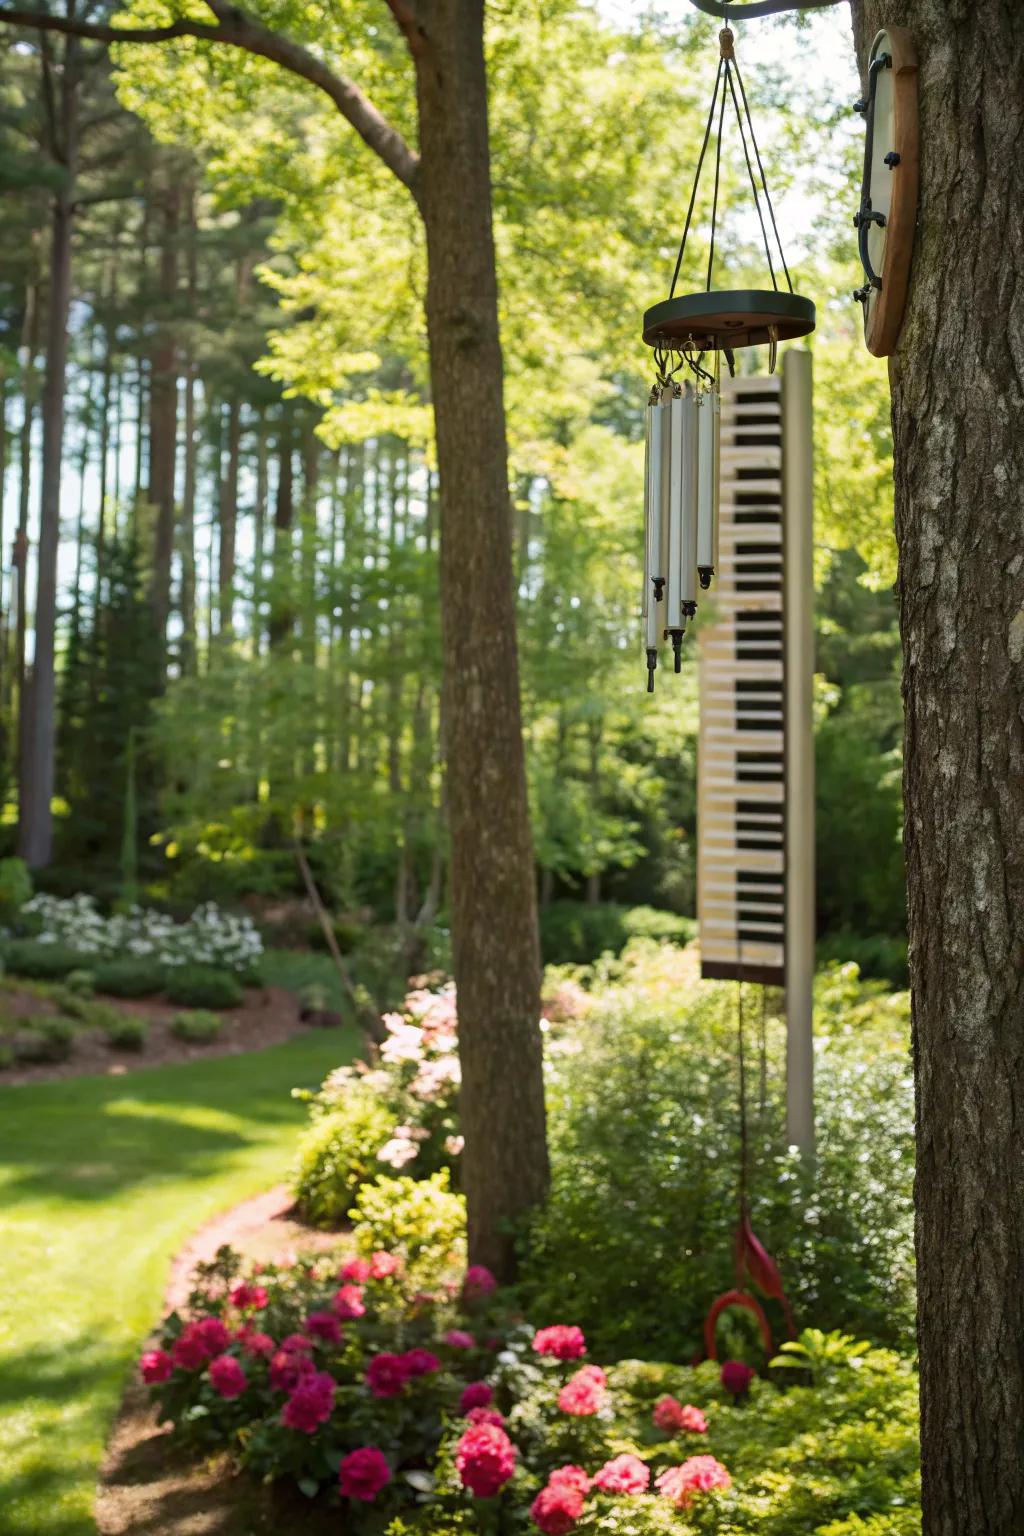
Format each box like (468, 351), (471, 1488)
(698, 373), (787, 987)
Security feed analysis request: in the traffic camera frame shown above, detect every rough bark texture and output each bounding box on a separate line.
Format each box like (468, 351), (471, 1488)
(147, 179), (180, 668)
(413, 0), (549, 1277)
(851, 4), (1024, 1530)
(19, 32), (78, 868)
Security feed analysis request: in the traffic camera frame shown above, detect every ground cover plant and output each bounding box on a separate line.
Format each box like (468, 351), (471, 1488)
(0, 1024), (359, 1536)
(10, 896), (264, 977)
(137, 1247), (919, 1534)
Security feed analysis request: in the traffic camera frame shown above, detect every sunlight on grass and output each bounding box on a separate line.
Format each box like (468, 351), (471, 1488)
(0, 1027), (358, 1536)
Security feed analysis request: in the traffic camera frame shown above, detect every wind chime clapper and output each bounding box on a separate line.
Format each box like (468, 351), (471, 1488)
(639, 18), (815, 694)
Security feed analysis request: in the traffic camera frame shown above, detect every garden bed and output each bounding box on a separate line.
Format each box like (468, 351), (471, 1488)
(0, 984), (310, 1085)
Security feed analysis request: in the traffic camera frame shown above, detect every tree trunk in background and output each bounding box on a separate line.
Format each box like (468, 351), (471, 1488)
(179, 185), (199, 675)
(413, 0), (548, 1277)
(269, 407), (294, 652)
(218, 398), (241, 643)
(13, 281), (38, 767)
(851, 4), (1024, 1530)
(147, 177), (180, 674)
(19, 30), (79, 868)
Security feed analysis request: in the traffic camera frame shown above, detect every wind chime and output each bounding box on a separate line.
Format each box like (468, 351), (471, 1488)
(641, 16), (815, 692)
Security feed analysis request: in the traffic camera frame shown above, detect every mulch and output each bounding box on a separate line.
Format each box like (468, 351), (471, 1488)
(1, 985), (316, 1086)
(96, 1186), (350, 1536)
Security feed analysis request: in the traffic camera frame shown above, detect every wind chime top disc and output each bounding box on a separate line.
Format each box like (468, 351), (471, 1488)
(642, 289), (816, 352)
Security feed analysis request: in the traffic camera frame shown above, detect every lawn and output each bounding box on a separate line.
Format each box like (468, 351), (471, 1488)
(0, 1025), (359, 1536)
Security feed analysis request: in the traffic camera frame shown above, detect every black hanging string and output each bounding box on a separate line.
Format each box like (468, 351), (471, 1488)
(725, 63), (778, 292)
(705, 68), (729, 292)
(669, 55), (725, 300)
(731, 51), (794, 293)
(667, 23), (795, 301)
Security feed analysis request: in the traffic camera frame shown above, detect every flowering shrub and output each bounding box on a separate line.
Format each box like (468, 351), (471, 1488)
(139, 1236), (918, 1536)
(19, 895), (263, 975)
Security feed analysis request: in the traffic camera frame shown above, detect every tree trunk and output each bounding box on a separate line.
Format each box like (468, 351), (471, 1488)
(178, 184), (198, 674)
(851, 4), (1024, 1531)
(19, 32), (78, 868)
(413, 0), (548, 1276)
(218, 398), (241, 642)
(13, 281), (38, 768)
(147, 177), (180, 674)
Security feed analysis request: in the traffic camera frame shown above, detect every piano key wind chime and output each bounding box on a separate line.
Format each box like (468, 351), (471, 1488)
(640, 17), (814, 694)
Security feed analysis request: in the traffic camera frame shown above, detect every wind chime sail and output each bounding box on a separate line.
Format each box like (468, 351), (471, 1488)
(640, 20), (814, 692)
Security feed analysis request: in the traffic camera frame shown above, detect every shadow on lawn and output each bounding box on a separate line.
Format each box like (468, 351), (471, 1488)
(0, 1029), (356, 1209)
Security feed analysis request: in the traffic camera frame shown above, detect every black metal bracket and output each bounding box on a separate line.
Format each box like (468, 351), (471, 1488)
(853, 50), (892, 295)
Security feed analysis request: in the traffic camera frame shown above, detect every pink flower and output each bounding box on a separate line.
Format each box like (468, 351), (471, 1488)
(229, 1282), (268, 1311)
(339, 1446), (391, 1502)
(460, 1381), (494, 1414)
(445, 1329), (475, 1349)
(531, 1483), (584, 1534)
(548, 1467), (592, 1496)
(333, 1284), (366, 1319)
(369, 1251), (401, 1280)
(171, 1324), (212, 1371)
(445, 1133), (465, 1154)
(656, 1456), (732, 1510)
(209, 1355), (247, 1399)
(455, 1422), (517, 1497)
(240, 1331), (275, 1360)
(380, 1022), (425, 1063)
(281, 1370), (335, 1433)
(466, 1406), (505, 1428)
(593, 1453), (650, 1495)
(463, 1265), (497, 1301)
(378, 1136), (420, 1169)
(340, 1257), (372, 1283)
(533, 1325), (586, 1361)
(402, 1347), (441, 1377)
(195, 1317), (230, 1356)
(558, 1364), (607, 1417)
(720, 1360), (755, 1399)
(140, 1349), (173, 1384)
(280, 1333), (314, 1354)
(653, 1395), (707, 1435)
(270, 1348), (316, 1392)
(305, 1311), (342, 1345)
(366, 1352), (410, 1399)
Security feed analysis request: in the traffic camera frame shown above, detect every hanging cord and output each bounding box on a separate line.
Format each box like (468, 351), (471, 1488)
(669, 54), (725, 299)
(737, 978), (749, 1210)
(758, 983), (768, 1120)
(705, 59), (729, 292)
(724, 60), (778, 292)
(730, 50), (794, 293)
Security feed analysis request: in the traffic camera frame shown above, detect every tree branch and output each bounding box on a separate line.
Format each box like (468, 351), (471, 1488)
(687, 0), (843, 18)
(0, 2), (421, 198)
(382, 0), (427, 59)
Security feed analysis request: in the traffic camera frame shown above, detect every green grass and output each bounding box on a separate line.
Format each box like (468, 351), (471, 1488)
(0, 1025), (359, 1536)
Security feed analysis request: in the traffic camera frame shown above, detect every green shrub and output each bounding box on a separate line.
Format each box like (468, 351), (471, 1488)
(817, 931), (909, 988)
(539, 902), (693, 966)
(14, 1017), (76, 1064)
(292, 1081), (396, 1227)
(349, 1170), (466, 1286)
(104, 1015), (149, 1052)
(0, 1043), (13, 1070)
(94, 957), (166, 998)
(64, 969), (96, 998)
(0, 857), (32, 921)
(165, 965), (242, 1010)
(171, 1009), (223, 1044)
(520, 951), (915, 1360)
(4, 941), (91, 982)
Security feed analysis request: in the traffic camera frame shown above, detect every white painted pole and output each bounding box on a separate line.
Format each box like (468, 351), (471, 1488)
(782, 348), (815, 1158)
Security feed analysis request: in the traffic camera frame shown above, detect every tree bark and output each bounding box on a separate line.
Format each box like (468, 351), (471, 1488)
(147, 176), (180, 673)
(413, 0), (548, 1276)
(178, 184), (199, 674)
(851, 3), (1024, 1531)
(218, 397), (241, 642)
(19, 27), (78, 868)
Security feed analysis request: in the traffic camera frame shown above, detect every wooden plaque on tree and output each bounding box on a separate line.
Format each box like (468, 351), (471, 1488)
(855, 27), (919, 358)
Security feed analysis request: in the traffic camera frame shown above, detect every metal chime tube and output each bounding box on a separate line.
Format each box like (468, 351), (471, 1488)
(697, 387), (721, 589)
(680, 387), (699, 623)
(665, 388), (686, 669)
(643, 389), (668, 690)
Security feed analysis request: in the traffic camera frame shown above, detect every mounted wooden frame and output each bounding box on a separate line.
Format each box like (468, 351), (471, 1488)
(855, 27), (919, 357)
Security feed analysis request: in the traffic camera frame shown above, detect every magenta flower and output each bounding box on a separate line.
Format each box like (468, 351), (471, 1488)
(366, 1352), (410, 1399)
(281, 1370), (335, 1433)
(140, 1349), (173, 1384)
(304, 1311), (343, 1345)
(459, 1381), (494, 1414)
(455, 1422), (517, 1497)
(720, 1359), (756, 1399)
(593, 1453), (650, 1495)
(339, 1445), (391, 1502)
(558, 1364), (607, 1417)
(332, 1284), (366, 1320)
(532, 1325), (586, 1361)
(208, 1355), (247, 1399)
(402, 1347), (441, 1377)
